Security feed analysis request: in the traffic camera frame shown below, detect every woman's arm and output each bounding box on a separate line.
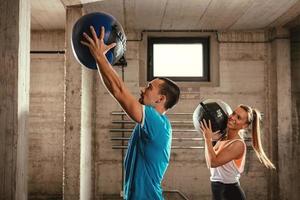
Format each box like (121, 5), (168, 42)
(200, 120), (244, 168)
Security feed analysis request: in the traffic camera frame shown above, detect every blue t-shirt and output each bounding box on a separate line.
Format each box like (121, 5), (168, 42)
(123, 105), (172, 200)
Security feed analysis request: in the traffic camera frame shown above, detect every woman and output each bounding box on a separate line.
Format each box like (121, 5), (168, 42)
(200, 104), (275, 200)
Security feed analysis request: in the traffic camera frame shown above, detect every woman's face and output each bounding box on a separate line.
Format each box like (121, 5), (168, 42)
(227, 107), (249, 131)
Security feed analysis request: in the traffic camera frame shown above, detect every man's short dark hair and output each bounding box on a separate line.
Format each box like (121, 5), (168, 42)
(158, 78), (180, 110)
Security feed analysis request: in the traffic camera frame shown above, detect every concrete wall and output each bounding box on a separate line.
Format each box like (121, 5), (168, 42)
(290, 27), (300, 199)
(163, 31), (271, 200)
(0, 0), (30, 199)
(94, 59), (125, 199)
(27, 29), (295, 200)
(28, 30), (65, 200)
(94, 31), (273, 200)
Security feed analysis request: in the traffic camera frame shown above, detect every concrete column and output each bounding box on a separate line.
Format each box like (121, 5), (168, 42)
(269, 28), (293, 200)
(290, 27), (300, 200)
(80, 68), (95, 200)
(64, 5), (83, 200)
(266, 36), (279, 200)
(0, 0), (30, 199)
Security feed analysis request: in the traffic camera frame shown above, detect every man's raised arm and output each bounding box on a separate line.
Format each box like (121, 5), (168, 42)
(81, 26), (142, 123)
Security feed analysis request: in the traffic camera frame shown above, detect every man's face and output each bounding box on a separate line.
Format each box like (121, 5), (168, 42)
(139, 78), (164, 106)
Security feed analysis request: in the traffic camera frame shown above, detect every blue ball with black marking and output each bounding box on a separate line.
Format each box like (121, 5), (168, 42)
(72, 12), (126, 69)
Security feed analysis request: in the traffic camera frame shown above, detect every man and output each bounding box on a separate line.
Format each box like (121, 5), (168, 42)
(81, 26), (180, 200)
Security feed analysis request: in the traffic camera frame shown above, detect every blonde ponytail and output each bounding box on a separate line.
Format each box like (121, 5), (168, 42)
(251, 109), (276, 169)
(239, 105), (276, 169)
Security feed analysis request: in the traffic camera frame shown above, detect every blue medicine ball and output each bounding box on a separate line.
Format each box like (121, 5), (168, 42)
(193, 99), (232, 139)
(72, 12), (126, 69)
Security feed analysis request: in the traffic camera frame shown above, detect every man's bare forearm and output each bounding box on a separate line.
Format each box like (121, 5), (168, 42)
(95, 54), (124, 97)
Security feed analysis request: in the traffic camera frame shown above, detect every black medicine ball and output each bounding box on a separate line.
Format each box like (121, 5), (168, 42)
(72, 12), (126, 69)
(193, 99), (232, 139)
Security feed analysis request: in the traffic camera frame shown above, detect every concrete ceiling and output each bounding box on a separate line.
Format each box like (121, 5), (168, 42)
(31, 0), (300, 31)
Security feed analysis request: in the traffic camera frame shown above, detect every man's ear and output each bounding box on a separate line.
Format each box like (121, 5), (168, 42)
(160, 95), (166, 104)
(155, 95), (166, 104)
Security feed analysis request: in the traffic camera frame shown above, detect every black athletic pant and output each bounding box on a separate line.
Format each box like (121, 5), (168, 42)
(211, 181), (246, 200)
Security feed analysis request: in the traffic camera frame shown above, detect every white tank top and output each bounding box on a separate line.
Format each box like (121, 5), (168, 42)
(210, 139), (247, 184)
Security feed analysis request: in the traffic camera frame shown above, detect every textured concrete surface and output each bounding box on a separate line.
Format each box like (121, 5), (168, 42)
(27, 27), (299, 200)
(29, 31), (65, 199)
(0, 0), (30, 199)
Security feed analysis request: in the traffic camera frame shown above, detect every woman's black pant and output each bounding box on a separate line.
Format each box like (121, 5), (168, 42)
(211, 181), (246, 200)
